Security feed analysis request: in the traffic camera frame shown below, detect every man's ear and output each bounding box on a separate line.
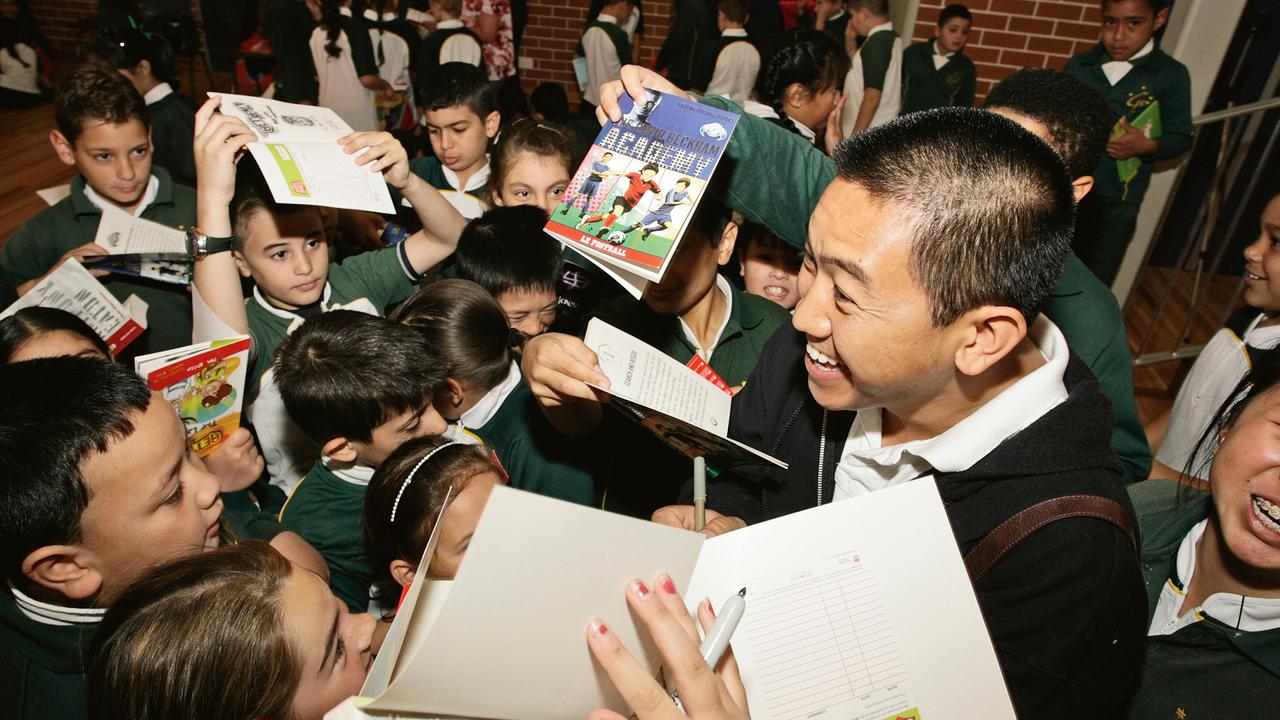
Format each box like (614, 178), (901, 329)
(1071, 176), (1094, 203)
(1154, 7), (1170, 31)
(22, 545), (104, 602)
(389, 560), (416, 588)
(952, 305), (1028, 377)
(232, 250), (254, 279)
(716, 221), (739, 266)
(322, 436), (359, 463)
(483, 110), (501, 139)
(49, 129), (76, 166)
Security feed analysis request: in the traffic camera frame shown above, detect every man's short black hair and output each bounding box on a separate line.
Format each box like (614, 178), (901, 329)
(456, 206), (561, 297)
(832, 107), (1076, 327)
(0, 358), (152, 583)
(55, 64), (149, 145)
(939, 3), (972, 24)
(849, 0), (889, 16)
(983, 68), (1112, 180)
(420, 61), (497, 118)
(273, 311), (447, 444)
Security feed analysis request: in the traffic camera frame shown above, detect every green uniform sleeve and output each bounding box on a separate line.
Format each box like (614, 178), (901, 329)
(0, 221), (60, 285)
(345, 17), (379, 78)
(328, 244), (418, 311)
(699, 95), (837, 250)
(957, 59), (976, 108)
(1151, 62), (1193, 162)
(859, 31), (896, 91)
(1094, 321), (1153, 482)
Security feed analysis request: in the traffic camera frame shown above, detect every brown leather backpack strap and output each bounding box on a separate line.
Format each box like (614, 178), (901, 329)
(963, 495), (1138, 582)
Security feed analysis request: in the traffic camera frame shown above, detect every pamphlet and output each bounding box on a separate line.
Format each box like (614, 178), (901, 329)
(213, 92), (396, 214)
(544, 90), (739, 285)
(93, 205), (190, 256)
(134, 336), (251, 457)
(0, 258), (145, 356)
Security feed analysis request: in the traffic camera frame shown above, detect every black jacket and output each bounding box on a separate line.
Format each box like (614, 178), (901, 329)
(695, 326), (1148, 718)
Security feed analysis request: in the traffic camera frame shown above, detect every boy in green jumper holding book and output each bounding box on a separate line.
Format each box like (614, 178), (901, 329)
(0, 358), (224, 720)
(275, 311), (450, 612)
(0, 65), (195, 355)
(408, 62), (500, 217)
(190, 96), (466, 494)
(900, 3), (975, 113)
(1064, 0), (1192, 285)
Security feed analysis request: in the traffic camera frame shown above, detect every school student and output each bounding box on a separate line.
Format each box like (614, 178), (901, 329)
(263, 0), (319, 103)
(578, 0), (634, 112)
(189, 96), (465, 493)
(1149, 192), (1280, 483)
(736, 221), (802, 311)
(1064, 0), (1192, 285)
(410, 61), (501, 214)
(89, 541), (375, 720)
(310, 0), (391, 132)
(364, 436), (507, 588)
(485, 117), (574, 215)
(364, 0), (416, 130)
(840, 0), (903, 136)
(0, 65), (194, 355)
(454, 207), (562, 338)
(692, 0), (760, 105)
(900, 3), (975, 114)
(417, 0), (484, 81)
(0, 358), (224, 720)
(275, 311), (450, 612)
(814, 0), (850, 53)
(747, 28), (848, 151)
(90, 24), (197, 185)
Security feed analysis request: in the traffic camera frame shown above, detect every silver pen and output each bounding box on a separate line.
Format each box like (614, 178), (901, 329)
(672, 588), (747, 712)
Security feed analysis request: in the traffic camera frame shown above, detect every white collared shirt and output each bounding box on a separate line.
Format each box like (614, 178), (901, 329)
(363, 9), (397, 22)
(841, 21), (903, 136)
(739, 99), (817, 144)
(1102, 39), (1155, 85)
(705, 28), (760, 105)
(83, 174), (160, 218)
(677, 274), (734, 362)
(458, 361), (522, 431)
(1149, 519), (1280, 635)
(833, 316), (1070, 500)
(436, 18), (464, 29)
(338, 5), (352, 17)
(143, 81), (174, 105)
(582, 14), (623, 106)
(324, 456), (376, 485)
(931, 39), (956, 70)
(9, 583), (105, 627)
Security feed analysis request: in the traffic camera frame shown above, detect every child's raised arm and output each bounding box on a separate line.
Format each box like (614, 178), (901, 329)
(340, 131), (467, 275)
(192, 96), (258, 339)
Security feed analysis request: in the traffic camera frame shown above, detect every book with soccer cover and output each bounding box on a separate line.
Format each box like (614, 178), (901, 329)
(544, 89), (739, 287)
(134, 337), (251, 458)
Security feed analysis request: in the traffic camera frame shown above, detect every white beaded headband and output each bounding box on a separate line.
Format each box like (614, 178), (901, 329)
(389, 441), (463, 523)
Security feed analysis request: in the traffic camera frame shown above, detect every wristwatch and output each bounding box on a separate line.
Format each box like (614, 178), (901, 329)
(186, 227), (236, 258)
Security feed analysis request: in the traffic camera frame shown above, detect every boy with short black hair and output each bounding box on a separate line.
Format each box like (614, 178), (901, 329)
(0, 357), (224, 720)
(840, 0), (903, 136)
(416, 0), (484, 81)
(578, 0), (634, 111)
(412, 61), (501, 213)
(814, 0), (850, 53)
(455, 206), (562, 338)
(0, 64), (194, 355)
(692, 0), (760, 105)
(901, 3), (975, 113)
(1064, 0), (1192, 285)
(275, 310), (449, 612)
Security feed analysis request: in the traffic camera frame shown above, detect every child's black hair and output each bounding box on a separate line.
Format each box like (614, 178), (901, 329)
(229, 161), (321, 251)
(754, 29), (849, 128)
(363, 435), (497, 587)
(0, 308), (111, 363)
(938, 3), (972, 25)
(1101, 0), (1164, 12)
(54, 64), (149, 145)
(392, 279), (520, 391)
(529, 82), (570, 120)
(718, 0), (750, 24)
(496, 77), (530, 125)
(273, 310), (448, 444)
(90, 22), (179, 86)
(320, 0), (347, 59)
(0, 357), (152, 583)
(420, 61), (497, 118)
(485, 117), (577, 202)
(849, 0), (889, 15)
(453, 206), (562, 301)
(983, 68), (1112, 180)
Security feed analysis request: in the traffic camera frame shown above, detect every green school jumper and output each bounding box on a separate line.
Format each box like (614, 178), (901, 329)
(0, 168), (195, 354)
(279, 460), (372, 613)
(699, 94), (1152, 483)
(592, 278), (790, 517)
(1064, 43), (1192, 285)
(1125, 484), (1280, 719)
(900, 39), (976, 113)
(464, 363), (597, 506)
(0, 590), (95, 720)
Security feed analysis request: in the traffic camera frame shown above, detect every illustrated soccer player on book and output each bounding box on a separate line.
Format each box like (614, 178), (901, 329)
(627, 177), (695, 242)
(522, 66), (1151, 718)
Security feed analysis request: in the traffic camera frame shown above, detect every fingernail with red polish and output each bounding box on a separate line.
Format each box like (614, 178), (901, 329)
(658, 574), (677, 595)
(590, 618), (609, 636)
(630, 579), (650, 599)
(704, 597), (716, 618)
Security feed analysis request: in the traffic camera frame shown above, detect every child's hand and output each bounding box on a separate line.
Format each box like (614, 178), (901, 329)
(200, 427), (265, 493)
(586, 574), (749, 720)
(651, 505), (747, 538)
(521, 332), (611, 408)
(823, 93), (846, 155)
(193, 96), (258, 207)
(596, 66), (692, 127)
(17, 243), (111, 294)
(1107, 117), (1158, 160)
(340, 131), (412, 189)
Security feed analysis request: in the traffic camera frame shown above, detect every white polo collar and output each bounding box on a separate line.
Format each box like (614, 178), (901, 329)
(676, 274), (734, 362)
(722, 28), (748, 38)
(458, 361), (522, 431)
(83, 174), (160, 218)
(143, 81), (174, 105)
(323, 456), (375, 486)
(442, 158), (491, 194)
(436, 18), (464, 29)
(338, 6), (353, 17)
(363, 9), (396, 21)
(597, 13), (619, 25)
(8, 583), (104, 627)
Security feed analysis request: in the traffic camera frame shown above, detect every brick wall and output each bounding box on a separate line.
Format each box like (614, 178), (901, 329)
(22, 0), (97, 56)
(520, 1), (673, 104)
(913, 0), (1104, 101)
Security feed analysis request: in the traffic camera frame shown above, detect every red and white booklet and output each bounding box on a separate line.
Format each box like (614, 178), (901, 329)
(0, 258), (145, 356)
(134, 337), (251, 457)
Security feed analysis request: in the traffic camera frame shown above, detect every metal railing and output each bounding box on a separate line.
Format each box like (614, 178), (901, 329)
(1129, 95), (1280, 366)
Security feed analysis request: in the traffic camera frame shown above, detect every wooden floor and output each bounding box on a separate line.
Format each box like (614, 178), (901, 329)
(0, 65), (1241, 424)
